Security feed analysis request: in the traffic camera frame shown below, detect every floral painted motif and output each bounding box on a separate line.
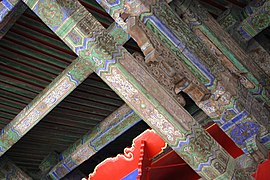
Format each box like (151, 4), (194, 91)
(38, 0), (63, 27)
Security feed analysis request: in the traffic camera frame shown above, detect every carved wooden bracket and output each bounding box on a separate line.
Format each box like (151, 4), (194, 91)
(129, 18), (211, 105)
(127, 16), (157, 64)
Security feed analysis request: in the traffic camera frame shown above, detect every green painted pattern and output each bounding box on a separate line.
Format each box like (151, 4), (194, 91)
(172, 0), (270, 105)
(169, 0), (270, 150)
(56, 7), (88, 39)
(24, 0), (37, 9)
(0, 57), (93, 156)
(237, 1), (270, 40)
(0, 18), (130, 157)
(48, 104), (141, 179)
(199, 19), (268, 103)
(21, 0), (238, 179)
(100, 0), (268, 155)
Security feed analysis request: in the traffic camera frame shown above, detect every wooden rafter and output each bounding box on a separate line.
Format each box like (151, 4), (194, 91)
(48, 104), (142, 180)
(0, 1), (26, 39)
(19, 0), (239, 179)
(0, 21), (130, 157)
(0, 156), (32, 179)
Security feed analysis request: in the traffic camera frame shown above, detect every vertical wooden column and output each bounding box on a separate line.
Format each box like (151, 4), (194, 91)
(21, 0), (240, 179)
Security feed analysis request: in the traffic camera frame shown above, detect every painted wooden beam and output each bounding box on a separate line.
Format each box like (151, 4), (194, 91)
(199, 1), (223, 17)
(237, 0), (270, 41)
(242, 0), (267, 18)
(0, 0), (20, 23)
(168, 0), (270, 152)
(0, 57), (92, 156)
(0, 156), (32, 179)
(44, 103), (201, 179)
(39, 151), (59, 175)
(171, 0), (270, 103)
(100, 0), (270, 103)
(217, 0), (270, 43)
(96, 0), (270, 159)
(217, 5), (243, 33)
(0, 1), (26, 39)
(247, 39), (270, 76)
(234, 154), (259, 179)
(216, 0), (270, 77)
(0, 21), (130, 157)
(236, 0), (270, 77)
(63, 169), (85, 180)
(47, 104), (142, 180)
(22, 0), (240, 179)
(47, 105), (204, 179)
